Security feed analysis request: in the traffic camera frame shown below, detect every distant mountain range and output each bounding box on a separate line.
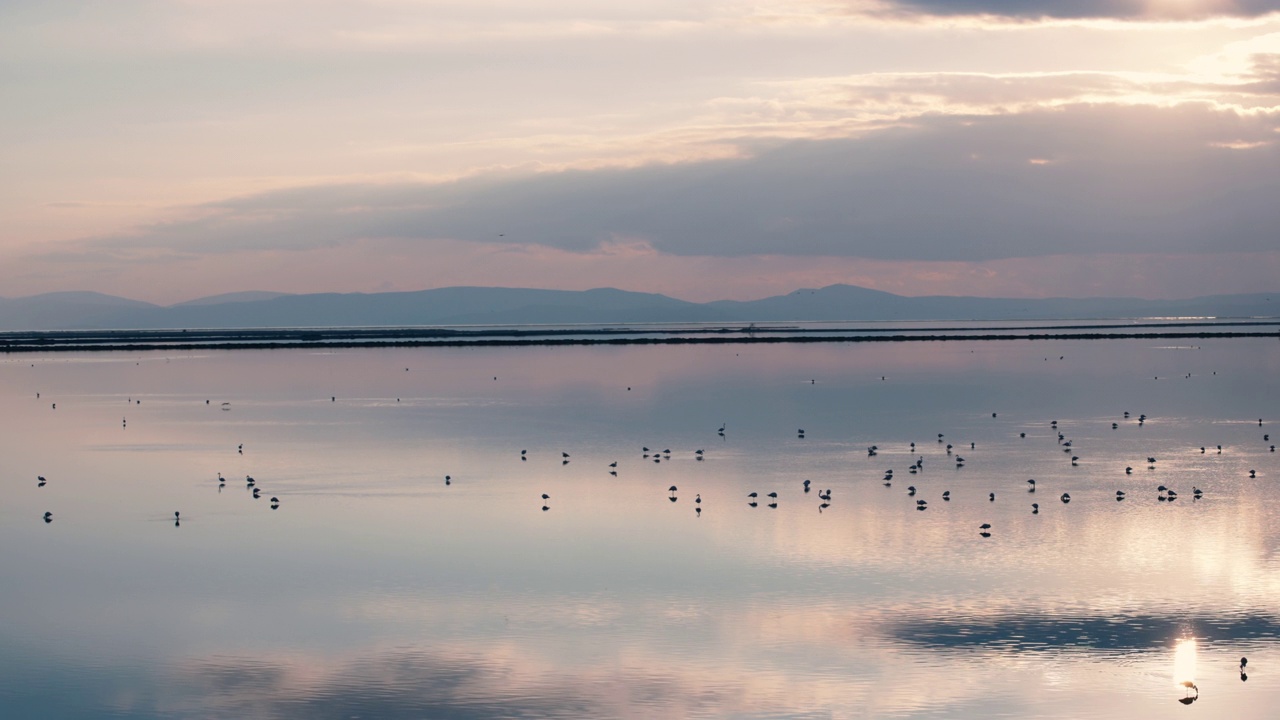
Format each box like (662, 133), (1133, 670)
(0, 285), (1275, 331)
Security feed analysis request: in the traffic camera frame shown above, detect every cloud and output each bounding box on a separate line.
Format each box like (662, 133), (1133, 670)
(87, 102), (1280, 264)
(1241, 51), (1280, 92)
(875, 0), (1280, 21)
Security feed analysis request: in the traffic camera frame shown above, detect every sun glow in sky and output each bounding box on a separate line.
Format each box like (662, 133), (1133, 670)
(2, 0), (1279, 303)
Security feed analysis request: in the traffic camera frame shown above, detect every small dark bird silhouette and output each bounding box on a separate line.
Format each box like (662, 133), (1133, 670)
(1179, 681), (1198, 704)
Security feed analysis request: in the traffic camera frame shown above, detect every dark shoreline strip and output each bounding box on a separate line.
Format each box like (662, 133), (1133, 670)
(1, 318), (1277, 346)
(2, 331), (1277, 353)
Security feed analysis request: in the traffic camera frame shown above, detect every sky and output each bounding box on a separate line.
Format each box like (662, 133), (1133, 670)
(2, 0), (1279, 304)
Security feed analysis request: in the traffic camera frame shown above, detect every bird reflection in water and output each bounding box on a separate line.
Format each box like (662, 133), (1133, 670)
(1173, 638), (1198, 705)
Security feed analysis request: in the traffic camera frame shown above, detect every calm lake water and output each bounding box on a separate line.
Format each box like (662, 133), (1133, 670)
(2, 337), (1279, 719)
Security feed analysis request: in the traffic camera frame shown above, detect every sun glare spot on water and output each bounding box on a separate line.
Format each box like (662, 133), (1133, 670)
(1173, 638), (1197, 687)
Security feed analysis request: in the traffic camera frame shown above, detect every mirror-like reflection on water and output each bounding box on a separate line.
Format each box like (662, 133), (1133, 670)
(2, 338), (1279, 718)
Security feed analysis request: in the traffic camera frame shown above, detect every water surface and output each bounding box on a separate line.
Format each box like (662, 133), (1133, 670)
(2, 338), (1278, 718)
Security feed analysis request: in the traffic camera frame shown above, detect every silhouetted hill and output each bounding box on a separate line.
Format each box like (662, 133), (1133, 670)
(0, 285), (1275, 330)
(713, 286), (1278, 321)
(0, 292), (159, 330)
(171, 291), (293, 307)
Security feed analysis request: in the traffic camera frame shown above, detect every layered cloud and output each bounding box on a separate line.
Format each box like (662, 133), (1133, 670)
(875, 0), (1280, 21)
(87, 102), (1279, 264)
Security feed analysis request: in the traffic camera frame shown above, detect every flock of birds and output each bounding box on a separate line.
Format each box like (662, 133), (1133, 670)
(530, 412), (1273, 542)
(525, 405), (1272, 691)
(33, 395), (290, 526)
(32, 385), (1274, 547)
(39, 468), (280, 527)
